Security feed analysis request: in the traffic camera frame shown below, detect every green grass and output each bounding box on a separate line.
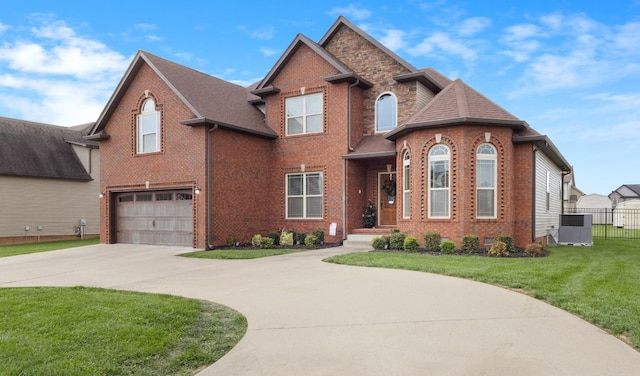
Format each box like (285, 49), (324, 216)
(181, 248), (307, 259)
(0, 237), (100, 258)
(324, 239), (640, 350)
(0, 286), (247, 375)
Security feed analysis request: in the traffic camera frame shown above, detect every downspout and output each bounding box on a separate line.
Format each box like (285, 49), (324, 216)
(343, 79), (360, 243)
(532, 146), (538, 243)
(207, 124), (219, 249)
(347, 79), (360, 152)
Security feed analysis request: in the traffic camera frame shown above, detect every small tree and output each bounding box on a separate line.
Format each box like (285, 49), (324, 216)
(363, 200), (376, 228)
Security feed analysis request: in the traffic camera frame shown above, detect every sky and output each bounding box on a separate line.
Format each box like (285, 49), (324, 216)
(1, 1), (639, 195)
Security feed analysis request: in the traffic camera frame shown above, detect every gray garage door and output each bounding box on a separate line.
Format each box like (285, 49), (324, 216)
(115, 190), (193, 246)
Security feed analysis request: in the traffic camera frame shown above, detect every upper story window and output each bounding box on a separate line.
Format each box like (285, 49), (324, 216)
(286, 92), (323, 135)
(476, 143), (497, 218)
(403, 151), (411, 219)
(137, 98), (160, 154)
(286, 172), (323, 219)
(428, 144), (450, 218)
(376, 93), (397, 132)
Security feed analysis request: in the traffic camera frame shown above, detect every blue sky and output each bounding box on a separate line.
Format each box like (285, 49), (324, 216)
(1, 1), (639, 195)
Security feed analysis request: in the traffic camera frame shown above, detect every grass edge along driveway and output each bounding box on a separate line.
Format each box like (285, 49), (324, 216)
(324, 239), (640, 351)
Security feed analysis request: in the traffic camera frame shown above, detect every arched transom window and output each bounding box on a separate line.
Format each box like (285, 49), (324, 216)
(137, 98), (160, 154)
(428, 144), (450, 218)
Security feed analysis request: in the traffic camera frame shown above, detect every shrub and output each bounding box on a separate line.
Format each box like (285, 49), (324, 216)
(525, 242), (545, 257)
(304, 235), (317, 247)
(266, 232), (280, 246)
(371, 236), (388, 250)
(260, 237), (274, 249)
(251, 234), (262, 247)
(226, 236), (240, 247)
(279, 231), (294, 247)
(389, 231), (405, 250)
(439, 240), (456, 254)
(494, 235), (514, 253)
(423, 232), (441, 252)
(461, 235), (480, 254)
(313, 229), (325, 244)
(404, 236), (419, 252)
(489, 240), (509, 257)
(293, 231), (307, 245)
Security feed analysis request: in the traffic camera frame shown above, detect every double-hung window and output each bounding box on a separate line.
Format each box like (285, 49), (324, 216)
(476, 143), (497, 218)
(403, 151), (410, 218)
(286, 172), (323, 218)
(428, 145), (450, 218)
(137, 98), (160, 153)
(286, 93), (323, 135)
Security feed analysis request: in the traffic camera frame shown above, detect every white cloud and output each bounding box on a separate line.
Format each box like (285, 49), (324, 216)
(237, 25), (275, 40)
(612, 22), (640, 54)
(0, 22), (8, 33)
(379, 29), (406, 51)
(259, 47), (279, 56)
(133, 23), (158, 31)
(408, 32), (477, 61)
(326, 4), (372, 21)
(458, 17), (491, 36)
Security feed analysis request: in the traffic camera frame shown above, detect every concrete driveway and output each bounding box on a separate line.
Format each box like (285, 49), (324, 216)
(1, 244), (639, 375)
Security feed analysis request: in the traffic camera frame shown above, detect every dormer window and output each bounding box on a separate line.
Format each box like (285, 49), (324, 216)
(286, 92), (323, 135)
(375, 92), (397, 132)
(137, 98), (160, 154)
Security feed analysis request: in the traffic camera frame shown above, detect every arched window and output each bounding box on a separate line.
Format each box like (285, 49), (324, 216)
(428, 144), (450, 218)
(375, 93), (397, 132)
(137, 98), (160, 153)
(476, 143), (497, 218)
(403, 151), (410, 218)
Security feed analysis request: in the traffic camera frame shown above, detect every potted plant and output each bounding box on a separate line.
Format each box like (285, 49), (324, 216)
(382, 177), (396, 204)
(363, 199), (376, 228)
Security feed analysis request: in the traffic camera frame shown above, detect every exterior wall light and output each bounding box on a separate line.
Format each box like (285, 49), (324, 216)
(195, 187), (201, 195)
(99, 192), (105, 198)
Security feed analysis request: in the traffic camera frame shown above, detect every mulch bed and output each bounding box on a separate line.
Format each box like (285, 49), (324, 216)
(370, 248), (549, 258)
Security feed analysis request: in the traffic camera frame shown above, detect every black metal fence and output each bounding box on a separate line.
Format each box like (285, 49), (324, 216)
(565, 207), (640, 241)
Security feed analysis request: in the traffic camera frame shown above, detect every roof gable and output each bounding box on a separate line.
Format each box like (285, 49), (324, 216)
(0, 117), (93, 181)
(91, 51), (275, 139)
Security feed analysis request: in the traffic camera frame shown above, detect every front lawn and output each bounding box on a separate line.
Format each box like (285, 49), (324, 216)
(0, 237), (99, 258)
(324, 239), (640, 350)
(0, 287), (246, 375)
(181, 248), (307, 259)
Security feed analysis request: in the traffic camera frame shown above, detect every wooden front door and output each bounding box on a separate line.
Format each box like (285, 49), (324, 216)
(379, 172), (397, 226)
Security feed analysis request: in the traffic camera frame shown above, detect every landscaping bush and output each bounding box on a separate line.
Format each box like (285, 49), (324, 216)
(461, 235), (480, 254)
(489, 240), (509, 257)
(389, 231), (405, 250)
(226, 236), (240, 247)
(266, 232), (280, 246)
(260, 237), (274, 249)
(293, 231), (307, 245)
(525, 242), (545, 257)
(494, 235), (514, 253)
(313, 229), (325, 244)
(279, 232), (294, 247)
(423, 232), (441, 252)
(439, 240), (456, 254)
(403, 236), (419, 252)
(371, 236), (388, 250)
(304, 235), (317, 247)
(251, 234), (262, 247)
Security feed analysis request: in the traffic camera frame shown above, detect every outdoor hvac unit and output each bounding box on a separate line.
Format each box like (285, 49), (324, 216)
(558, 214), (593, 246)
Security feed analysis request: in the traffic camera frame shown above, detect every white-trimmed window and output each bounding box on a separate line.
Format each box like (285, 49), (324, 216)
(286, 93), (323, 135)
(375, 92), (397, 132)
(477, 143), (497, 218)
(403, 151), (410, 218)
(428, 145), (450, 218)
(137, 98), (160, 153)
(286, 172), (323, 218)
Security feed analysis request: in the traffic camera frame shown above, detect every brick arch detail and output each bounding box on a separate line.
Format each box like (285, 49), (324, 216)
(469, 135), (506, 221)
(420, 136), (458, 221)
(130, 92), (164, 156)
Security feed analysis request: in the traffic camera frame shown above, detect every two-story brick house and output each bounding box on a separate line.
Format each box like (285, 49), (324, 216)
(88, 16), (571, 249)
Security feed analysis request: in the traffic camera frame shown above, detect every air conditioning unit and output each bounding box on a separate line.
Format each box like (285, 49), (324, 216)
(558, 214), (593, 246)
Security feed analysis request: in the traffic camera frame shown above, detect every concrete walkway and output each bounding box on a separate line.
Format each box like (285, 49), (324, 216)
(1, 244), (639, 375)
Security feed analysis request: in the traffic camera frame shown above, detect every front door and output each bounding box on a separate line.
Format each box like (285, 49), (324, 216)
(378, 172), (397, 226)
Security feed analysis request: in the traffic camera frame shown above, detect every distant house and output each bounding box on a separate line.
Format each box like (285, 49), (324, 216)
(88, 16), (572, 249)
(563, 172), (583, 212)
(609, 184), (640, 208)
(0, 117), (100, 244)
(576, 194), (612, 224)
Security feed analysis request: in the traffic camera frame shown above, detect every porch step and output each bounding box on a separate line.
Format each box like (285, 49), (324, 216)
(344, 227), (395, 248)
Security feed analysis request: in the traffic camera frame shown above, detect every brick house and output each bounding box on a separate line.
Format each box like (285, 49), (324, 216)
(88, 16), (571, 249)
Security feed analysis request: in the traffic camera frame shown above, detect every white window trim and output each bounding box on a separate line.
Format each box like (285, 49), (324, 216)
(428, 145), (450, 219)
(286, 172), (323, 219)
(476, 143), (497, 218)
(285, 92), (323, 136)
(375, 92), (397, 133)
(403, 151), (410, 219)
(136, 99), (160, 154)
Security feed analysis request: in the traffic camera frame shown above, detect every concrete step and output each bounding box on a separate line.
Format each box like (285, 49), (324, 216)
(343, 234), (376, 248)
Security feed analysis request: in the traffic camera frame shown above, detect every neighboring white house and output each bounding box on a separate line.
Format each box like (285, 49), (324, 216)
(613, 199), (640, 229)
(0, 117), (100, 244)
(576, 194), (612, 225)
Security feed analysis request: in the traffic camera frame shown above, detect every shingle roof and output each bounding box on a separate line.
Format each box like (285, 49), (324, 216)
(344, 135), (396, 159)
(0, 117), (94, 180)
(91, 51), (276, 139)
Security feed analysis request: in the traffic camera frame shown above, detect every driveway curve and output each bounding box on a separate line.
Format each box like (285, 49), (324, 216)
(1, 244), (639, 375)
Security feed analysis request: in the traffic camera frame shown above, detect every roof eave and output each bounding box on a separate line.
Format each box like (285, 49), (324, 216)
(513, 134), (572, 172)
(325, 73), (373, 88)
(386, 118), (528, 140)
(343, 151), (396, 160)
(181, 117), (277, 139)
(393, 72), (443, 93)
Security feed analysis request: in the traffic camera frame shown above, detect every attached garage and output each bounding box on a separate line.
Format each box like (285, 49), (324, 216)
(115, 190), (193, 246)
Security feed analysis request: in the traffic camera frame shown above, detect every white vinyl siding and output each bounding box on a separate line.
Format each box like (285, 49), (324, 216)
(535, 151), (563, 239)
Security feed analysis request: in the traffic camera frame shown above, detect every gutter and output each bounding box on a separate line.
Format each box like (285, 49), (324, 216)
(347, 79), (360, 152)
(343, 79), (360, 244)
(532, 146), (538, 243)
